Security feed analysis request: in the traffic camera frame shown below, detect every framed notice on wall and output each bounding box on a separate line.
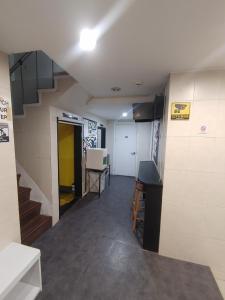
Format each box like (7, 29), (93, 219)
(152, 120), (160, 166)
(0, 96), (10, 121)
(0, 123), (9, 142)
(83, 118), (97, 149)
(171, 102), (191, 120)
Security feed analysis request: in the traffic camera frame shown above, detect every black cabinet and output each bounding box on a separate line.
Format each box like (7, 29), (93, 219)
(137, 161), (163, 252)
(154, 95), (165, 120)
(132, 95), (165, 122)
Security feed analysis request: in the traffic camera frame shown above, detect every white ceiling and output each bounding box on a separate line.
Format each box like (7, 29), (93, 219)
(87, 96), (152, 120)
(1, 0), (225, 99)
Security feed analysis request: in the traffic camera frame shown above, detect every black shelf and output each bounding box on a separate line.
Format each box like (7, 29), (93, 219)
(138, 161), (162, 187)
(137, 161), (163, 252)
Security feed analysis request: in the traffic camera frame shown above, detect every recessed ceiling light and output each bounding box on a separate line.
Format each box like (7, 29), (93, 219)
(122, 112), (128, 117)
(79, 28), (97, 51)
(135, 81), (143, 86)
(111, 86), (121, 92)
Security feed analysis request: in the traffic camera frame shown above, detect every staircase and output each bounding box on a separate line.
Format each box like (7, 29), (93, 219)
(9, 50), (67, 116)
(17, 174), (52, 245)
(11, 51), (63, 242)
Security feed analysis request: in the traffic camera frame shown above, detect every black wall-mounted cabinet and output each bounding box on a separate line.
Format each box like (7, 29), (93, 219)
(154, 95), (165, 120)
(133, 95), (165, 122)
(133, 102), (154, 122)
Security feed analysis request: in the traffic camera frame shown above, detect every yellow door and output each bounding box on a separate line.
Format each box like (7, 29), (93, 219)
(58, 123), (75, 206)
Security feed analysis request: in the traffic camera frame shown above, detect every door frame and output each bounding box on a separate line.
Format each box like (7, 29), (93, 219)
(97, 126), (106, 148)
(114, 121), (137, 177)
(57, 119), (83, 216)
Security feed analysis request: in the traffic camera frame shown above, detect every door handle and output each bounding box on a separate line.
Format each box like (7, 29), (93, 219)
(131, 152), (136, 155)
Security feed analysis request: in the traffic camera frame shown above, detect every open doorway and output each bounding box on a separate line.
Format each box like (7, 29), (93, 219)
(57, 121), (82, 216)
(97, 126), (106, 148)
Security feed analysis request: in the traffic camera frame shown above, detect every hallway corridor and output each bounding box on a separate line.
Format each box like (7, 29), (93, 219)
(34, 176), (222, 300)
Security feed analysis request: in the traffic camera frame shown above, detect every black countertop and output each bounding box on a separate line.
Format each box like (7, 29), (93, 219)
(138, 161), (162, 186)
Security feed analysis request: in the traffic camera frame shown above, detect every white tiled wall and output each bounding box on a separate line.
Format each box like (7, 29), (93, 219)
(0, 51), (20, 250)
(159, 71), (225, 297)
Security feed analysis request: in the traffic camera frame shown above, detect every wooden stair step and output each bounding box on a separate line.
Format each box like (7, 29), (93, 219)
(18, 186), (31, 203)
(21, 215), (52, 245)
(19, 200), (41, 226)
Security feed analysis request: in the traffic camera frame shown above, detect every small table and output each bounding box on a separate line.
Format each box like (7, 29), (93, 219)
(86, 165), (110, 197)
(0, 243), (42, 300)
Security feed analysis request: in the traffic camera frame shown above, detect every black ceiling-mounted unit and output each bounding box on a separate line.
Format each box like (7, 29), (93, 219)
(133, 95), (165, 122)
(132, 102), (154, 122)
(154, 95), (165, 120)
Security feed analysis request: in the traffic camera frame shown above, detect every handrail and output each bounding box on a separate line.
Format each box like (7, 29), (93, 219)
(10, 51), (34, 75)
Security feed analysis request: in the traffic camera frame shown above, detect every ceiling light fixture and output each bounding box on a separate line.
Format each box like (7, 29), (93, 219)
(122, 112), (128, 117)
(111, 86), (121, 92)
(79, 28), (97, 51)
(135, 81), (143, 86)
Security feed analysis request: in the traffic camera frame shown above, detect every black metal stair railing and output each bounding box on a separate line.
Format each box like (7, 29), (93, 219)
(9, 52), (34, 75)
(9, 51), (65, 116)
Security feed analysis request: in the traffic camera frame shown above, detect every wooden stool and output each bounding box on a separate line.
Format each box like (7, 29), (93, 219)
(131, 181), (143, 211)
(131, 181), (144, 232)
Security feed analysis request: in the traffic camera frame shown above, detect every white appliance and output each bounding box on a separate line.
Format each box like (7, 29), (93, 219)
(86, 148), (108, 170)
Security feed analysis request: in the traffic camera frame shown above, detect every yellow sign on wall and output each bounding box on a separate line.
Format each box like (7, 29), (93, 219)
(171, 102), (191, 120)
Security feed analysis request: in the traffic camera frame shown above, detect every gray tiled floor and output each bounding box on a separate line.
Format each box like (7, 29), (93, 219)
(34, 176), (223, 300)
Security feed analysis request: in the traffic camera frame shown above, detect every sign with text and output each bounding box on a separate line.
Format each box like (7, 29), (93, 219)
(0, 96), (10, 121)
(0, 123), (9, 142)
(171, 102), (191, 120)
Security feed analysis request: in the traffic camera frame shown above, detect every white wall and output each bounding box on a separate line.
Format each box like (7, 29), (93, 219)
(106, 121), (115, 173)
(39, 76), (107, 126)
(136, 122), (153, 176)
(14, 76), (107, 224)
(159, 71), (225, 296)
(87, 96), (153, 121)
(14, 100), (52, 215)
(0, 51), (20, 250)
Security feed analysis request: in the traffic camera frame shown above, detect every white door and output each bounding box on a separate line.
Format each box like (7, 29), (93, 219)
(114, 123), (136, 176)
